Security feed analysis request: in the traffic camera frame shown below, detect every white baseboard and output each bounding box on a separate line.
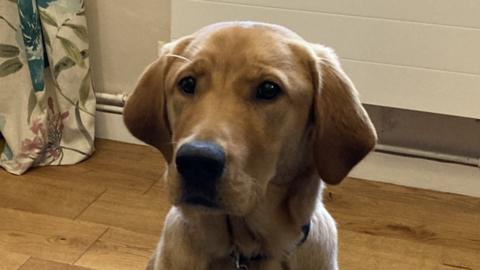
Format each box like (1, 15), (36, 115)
(350, 152), (480, 198)
(95, 111), (144, 145)
(95, 111), (480, 197)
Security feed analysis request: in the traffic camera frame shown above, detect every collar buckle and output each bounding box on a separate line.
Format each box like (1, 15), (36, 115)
(231, 247), (249, 270)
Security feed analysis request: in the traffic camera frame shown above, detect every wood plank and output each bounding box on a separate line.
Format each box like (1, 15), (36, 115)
(80, 169), (156, 194)
(146, 179), (169, 198)
(218, 0), (480, 29)
(325, 178), (480, 254)
(75, 228), (157, 270)
(2, 140), (480, 269)
(0, 208), (107, 264)
(338, 229), (480, 270)
(22, 140), (163, 194)
(0, 249), (29, 270)
(77, 187), (169, 236)
(79, 139), (166, 183)
(0, 169), (105, 219)
(329, 179), (480, 269)
(19, 258), (93, 270)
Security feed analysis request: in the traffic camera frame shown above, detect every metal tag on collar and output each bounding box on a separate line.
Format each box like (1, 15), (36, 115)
(231, 248), (248, 270)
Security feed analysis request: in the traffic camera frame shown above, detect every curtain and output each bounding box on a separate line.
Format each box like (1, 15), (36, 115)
(0, 0), (95, 175)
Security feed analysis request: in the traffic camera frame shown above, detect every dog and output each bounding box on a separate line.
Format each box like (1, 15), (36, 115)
(123, 21), (376, 270)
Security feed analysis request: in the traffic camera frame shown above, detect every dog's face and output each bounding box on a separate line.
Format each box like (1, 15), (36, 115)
(124, 22), (376, 216)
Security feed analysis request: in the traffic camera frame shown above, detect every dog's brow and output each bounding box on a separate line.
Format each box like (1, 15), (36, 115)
(250, 62), (292, 79)
(253, 55), (296, 71)
(186, 57), (213, 72)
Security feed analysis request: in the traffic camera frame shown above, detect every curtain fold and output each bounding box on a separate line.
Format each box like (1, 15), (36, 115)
(0, 0), (95, 175)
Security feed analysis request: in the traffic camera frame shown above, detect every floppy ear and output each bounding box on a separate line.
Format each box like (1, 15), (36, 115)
(310, 44), (377, 184)
(123, 39), (191, 163)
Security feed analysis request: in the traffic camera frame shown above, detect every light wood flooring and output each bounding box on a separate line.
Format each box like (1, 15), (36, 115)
(0, 139), (478, 270)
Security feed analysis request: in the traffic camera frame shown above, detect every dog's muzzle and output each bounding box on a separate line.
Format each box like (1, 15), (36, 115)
(176, 140), (226, 208)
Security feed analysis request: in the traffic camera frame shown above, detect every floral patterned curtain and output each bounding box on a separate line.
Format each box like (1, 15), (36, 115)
(0, 0), (95, 175)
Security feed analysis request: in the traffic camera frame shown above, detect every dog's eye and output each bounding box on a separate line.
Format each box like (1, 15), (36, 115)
(178, 76), (196, 94)
(256, 81), (282, 100)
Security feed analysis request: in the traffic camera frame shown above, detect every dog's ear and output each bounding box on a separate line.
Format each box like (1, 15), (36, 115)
(309, 44), (377, 184)
(123, 38), (192, 163)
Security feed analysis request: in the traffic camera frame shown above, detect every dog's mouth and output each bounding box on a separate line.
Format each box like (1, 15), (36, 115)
(183, 194), (219, 208)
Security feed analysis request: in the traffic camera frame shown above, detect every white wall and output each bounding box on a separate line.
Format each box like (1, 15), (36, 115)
(172, 0), (480, 119)
(85, 0), (170, 94)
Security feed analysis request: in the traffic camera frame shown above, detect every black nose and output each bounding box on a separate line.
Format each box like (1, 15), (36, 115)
(175, 141), (226, 205)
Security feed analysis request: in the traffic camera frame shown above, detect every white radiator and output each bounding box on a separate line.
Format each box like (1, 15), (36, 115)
(171, 0), (480, 119)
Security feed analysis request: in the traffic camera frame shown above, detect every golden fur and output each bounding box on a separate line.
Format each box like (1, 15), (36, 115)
(123, 21), (377, 270)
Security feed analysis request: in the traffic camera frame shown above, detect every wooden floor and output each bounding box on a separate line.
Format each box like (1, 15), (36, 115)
(0, 139), (478, 270)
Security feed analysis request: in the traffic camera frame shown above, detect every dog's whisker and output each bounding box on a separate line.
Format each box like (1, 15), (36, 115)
(165, 54), (192, 63)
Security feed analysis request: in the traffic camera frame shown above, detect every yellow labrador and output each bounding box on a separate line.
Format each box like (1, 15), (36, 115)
(123, 21), (376, 270)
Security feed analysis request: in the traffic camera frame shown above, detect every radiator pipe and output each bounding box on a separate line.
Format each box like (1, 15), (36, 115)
(375, 144), (480, 168)
(95, 92), (127, 107)
(96, 104), (123, 114)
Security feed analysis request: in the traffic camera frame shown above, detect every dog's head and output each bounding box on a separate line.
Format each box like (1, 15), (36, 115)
(124, 22), (376, 215)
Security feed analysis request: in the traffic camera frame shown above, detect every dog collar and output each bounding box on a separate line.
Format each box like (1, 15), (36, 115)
(230, 248), (268, 270)
(298, 221), (311, 246)
(226, 216), (311, 269)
